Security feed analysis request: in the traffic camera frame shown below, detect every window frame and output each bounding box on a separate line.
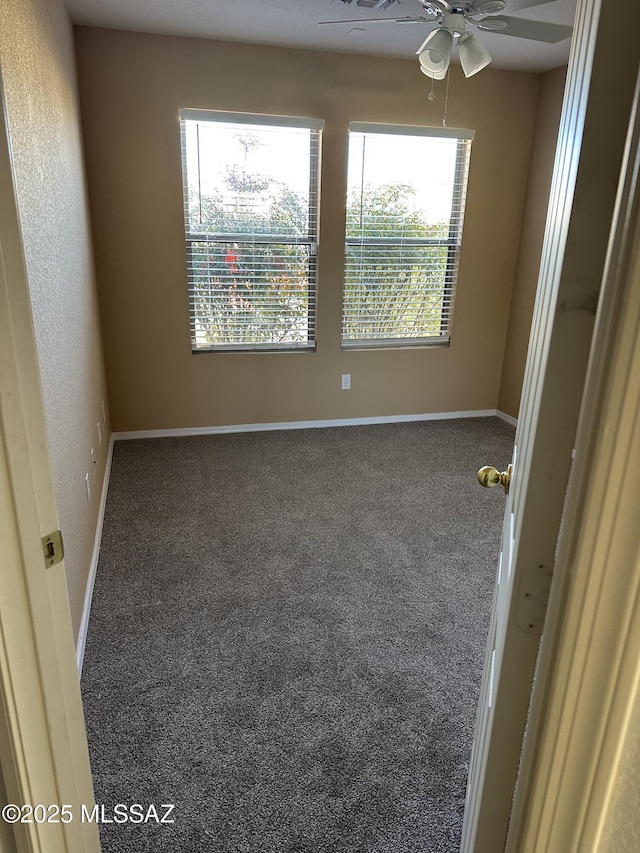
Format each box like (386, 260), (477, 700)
(179, 109), (323, 353)
(341, 122), (474, 351)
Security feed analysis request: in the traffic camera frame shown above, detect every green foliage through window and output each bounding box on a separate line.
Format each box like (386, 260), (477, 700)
(342, 126), (472, 347)
(180, 112), (321, 351)
(179, 114), (472, 352)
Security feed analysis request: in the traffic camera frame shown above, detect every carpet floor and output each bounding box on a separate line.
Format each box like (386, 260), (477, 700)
(81, 417), (514, 852)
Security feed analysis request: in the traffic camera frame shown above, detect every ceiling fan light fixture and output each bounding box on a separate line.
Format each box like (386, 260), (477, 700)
(458, 31), (493, 77)
(440, 12), (467, 35)
(417, 27), (453, 78)
(419, 63), (448, 81)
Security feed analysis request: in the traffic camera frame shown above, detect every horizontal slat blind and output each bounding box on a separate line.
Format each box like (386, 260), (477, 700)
(179, 110), (322, 351)
(342, 124), (473, 348)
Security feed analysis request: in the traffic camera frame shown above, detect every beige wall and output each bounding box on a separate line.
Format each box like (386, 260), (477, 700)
(0, 0), (110, 641)
(498, 65), (567, 419)
(75, 27), (539, 431)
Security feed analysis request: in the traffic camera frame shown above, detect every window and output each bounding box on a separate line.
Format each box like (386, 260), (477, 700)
(342, 123), (473, 349)
(179, 110), (322, 351)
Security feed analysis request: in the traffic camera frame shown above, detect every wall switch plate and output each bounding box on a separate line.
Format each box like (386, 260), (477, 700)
(85, 473), (91, 503)
(342, 374), (351, 390)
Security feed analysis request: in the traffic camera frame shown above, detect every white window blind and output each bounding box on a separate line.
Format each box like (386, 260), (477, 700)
(342, 123), (473, 348)
(179, 110), (322, 351)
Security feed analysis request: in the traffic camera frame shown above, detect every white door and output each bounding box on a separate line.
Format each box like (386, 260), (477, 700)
(461, 0), (640, 849)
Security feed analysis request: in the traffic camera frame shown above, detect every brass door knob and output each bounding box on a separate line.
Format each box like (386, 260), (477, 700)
(478, 463), (513, 494)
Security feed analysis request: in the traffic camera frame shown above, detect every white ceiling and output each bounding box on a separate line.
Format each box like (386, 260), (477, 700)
(64, 0), (576, 73)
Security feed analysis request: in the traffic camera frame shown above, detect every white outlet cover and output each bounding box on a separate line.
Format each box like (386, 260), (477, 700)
(341, 374), (351, 390)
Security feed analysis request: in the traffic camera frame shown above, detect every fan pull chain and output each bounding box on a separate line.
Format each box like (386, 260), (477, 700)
(443, 69), (450, 128)
(428, 77), (436, 101)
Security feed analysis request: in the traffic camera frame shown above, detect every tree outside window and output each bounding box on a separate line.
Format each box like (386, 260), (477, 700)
(180, 112), (321, 352)
(342, 124), (473, 349)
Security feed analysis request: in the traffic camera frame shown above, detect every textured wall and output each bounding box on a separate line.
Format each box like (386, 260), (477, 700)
(600, 684), (640, 850)
(498, 65), (567, 419)
(75, 27), (539, 431)
(0, 0), (110, 641)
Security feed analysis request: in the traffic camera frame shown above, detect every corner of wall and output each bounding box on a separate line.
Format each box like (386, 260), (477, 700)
(497, 65), (568, 420)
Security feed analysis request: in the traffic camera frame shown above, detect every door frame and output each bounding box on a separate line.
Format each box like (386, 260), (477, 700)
(0, 71), (100, 852)
(462, 0), (640, 848)
(507, 66), (640, 852)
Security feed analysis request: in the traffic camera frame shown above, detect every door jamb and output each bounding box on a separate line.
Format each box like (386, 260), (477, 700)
(461, 0), (640, 847)
(507, 65), (640, 852)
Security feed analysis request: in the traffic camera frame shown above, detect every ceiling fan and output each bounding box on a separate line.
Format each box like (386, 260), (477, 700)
(319, 0), (573, 79)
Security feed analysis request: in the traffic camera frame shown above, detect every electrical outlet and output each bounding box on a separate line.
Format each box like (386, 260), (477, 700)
(341, 374), (351, 390)
(91, 448), (97, 476)
(85, 473), (91, 503)
(97, 421), (102, 446)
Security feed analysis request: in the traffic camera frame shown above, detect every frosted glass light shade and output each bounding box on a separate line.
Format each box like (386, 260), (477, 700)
(419, 63), (448, 81)
(417, 28), (453, 79)
(458, 32), (492, 77)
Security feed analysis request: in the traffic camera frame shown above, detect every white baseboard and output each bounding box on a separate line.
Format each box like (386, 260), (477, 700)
(496, 409), (518, 427)
(113, 409), (501, 441)
(76, 433), (114, 674)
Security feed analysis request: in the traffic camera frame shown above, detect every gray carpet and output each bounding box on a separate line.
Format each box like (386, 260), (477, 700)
(81, 418), (514, 852)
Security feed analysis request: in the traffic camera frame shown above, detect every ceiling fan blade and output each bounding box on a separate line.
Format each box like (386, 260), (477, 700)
(478, 16), (572, 43)
(318, 15), (429, 24)
(504, 0), (556, 10)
